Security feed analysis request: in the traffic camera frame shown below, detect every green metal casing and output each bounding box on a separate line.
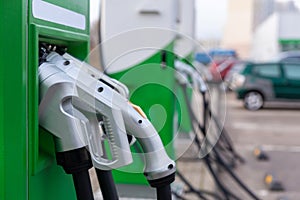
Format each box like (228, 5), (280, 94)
(0, 1), (90, 199)
(176, 53), (195, 135)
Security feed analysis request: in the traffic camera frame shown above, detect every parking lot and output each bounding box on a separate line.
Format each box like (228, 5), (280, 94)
(175, 90), (300, 200)
(221, 92), (300, 200)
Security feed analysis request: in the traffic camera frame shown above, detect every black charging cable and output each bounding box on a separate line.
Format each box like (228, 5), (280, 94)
(174, 81), (239, 199)
(180, 83), (261, 200)
(56, 147), (94, 200)
(95, 169), (119, 200)
(176, 170), (225, 200)
(197, 87), (244, 166)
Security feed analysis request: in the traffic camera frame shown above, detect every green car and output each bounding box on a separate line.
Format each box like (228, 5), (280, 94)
(231, 62), (300, 110)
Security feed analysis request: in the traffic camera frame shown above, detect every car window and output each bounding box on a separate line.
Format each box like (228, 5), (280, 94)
(283, 64), (300, 80)
(253, 65), (281, 78)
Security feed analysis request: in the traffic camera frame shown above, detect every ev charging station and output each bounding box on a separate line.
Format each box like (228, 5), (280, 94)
(0, 1), (259, 200)
(100, 0), (178, 197)
(1, 0), (177, 200)
(175, 0), (196, 63)
(1, 1), (90, 199)
(174, 0), (197, 136)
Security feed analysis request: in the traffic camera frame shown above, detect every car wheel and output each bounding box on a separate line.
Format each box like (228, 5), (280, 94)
(243, 91), (263, 111)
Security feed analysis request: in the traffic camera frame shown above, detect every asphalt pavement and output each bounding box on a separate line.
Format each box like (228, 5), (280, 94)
(221, 92), (300, 200)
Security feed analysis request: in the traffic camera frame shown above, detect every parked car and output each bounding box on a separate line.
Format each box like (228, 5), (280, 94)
(232, 62), (300, 110)
(224, 61), (249, 90)
(209, 58), (239, 81)
(195, 49), (237, 65)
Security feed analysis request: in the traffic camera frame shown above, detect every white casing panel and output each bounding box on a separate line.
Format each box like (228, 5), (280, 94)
(101, 0), (178, 73)
(174, 0), (196, 59)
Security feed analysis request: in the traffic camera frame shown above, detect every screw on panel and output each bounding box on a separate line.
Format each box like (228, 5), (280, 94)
(98, 87), (104, 93)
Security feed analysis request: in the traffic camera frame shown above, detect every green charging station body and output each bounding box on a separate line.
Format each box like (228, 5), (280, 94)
(175, 0), (197, 135)
(100, 0), (177, 193)
(109, 43), (176, 184)
(1, 1), (90, 199)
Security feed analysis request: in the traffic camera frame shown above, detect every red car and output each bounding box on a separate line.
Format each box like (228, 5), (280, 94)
(209, 58), (239, 81)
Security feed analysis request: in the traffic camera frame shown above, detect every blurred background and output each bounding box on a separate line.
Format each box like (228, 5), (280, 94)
(89, 0), (300, 199)
(91, 0), (300, 60)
